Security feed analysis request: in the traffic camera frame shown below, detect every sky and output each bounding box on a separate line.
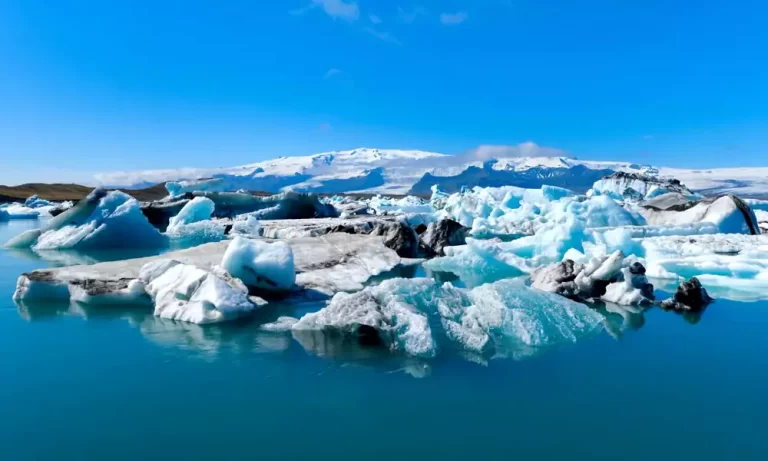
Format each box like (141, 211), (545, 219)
(0, 0), (766, 185)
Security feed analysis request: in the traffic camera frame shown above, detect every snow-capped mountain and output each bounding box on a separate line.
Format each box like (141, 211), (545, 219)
(95, 147), (768, 198)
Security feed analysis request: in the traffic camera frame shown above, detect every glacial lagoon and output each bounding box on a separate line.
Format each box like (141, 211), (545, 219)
(3, 218), (768, 460)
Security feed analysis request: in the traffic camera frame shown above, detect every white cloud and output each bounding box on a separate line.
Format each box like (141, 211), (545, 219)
(293, 0), (359, 22)
(470, 142), (568, 160)
(364, 27), (402, 45)
(313, 0), (359, 21)
(323, 68), (342, 79)
(440, 11), (468, 25)
(369, 14), (382, 24)
(398, 6), (428, 24)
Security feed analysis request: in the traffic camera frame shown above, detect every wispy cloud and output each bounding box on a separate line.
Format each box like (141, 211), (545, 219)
(292, 0), (360, 22)
(364, 27), (402, 45)
(398, 6), (428, 24)
(470, 142), (568, 160)
(440, 11), (468, 25)
(324, 68), (342, 79)
(369, 14), (382, 24)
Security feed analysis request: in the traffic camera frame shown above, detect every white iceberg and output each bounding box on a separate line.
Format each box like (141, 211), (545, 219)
(140, 259), (261, 324)
(6, 189), (166, 250)
(220, 236), (296, 291)
(292, 277), (605, 358)
(0, 203), (40, 220)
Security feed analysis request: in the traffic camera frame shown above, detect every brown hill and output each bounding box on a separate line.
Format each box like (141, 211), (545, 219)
(0, 183), (169, 204)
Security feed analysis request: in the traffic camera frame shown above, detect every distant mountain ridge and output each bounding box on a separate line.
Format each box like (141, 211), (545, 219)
(93, 147), (768, 198)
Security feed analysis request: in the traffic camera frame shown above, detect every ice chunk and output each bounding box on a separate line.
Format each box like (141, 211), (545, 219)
(164, 197), (226, 242)
(260, 316), (299, 332)
(69, 279), (150, 305)
(425, 217), (587, 283)
(466, 280), (604, 351)
(293, 278), (605, 358)
(592, 172), (694, 201)
(639, 195), (758, 234)
(541, 185), (573, 201)
(293, 278), (438, 357)
(0, 203), (40, 220)
(167, 197), (215, 229)
(602, 267), (653, 305)
(530, 252), (653, 306)
(221, 236), (296, 291)
(639, 234), (768, 299)
(142, 259), (258, 324)
(231, 215), (261, 236)
(161, 199), (224, 244)
(24, 195), (55, 208)
(13, 276), (70, 301)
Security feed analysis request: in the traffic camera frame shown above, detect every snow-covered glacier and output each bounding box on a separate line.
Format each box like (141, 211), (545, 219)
(93, 145), (768, 198)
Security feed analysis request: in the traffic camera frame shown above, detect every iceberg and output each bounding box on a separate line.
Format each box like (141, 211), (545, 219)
(140, 260), (262, 324)
(639, 234), (768, 294)
(5, 189), (166, 250)
(591, 171), (695, 201)
(0, 203), (40, 220)
(24, 195), (55, 208)
(530, 251), (654, 306)
(292, 278), (605, 359)
(220, 236), (296, 292)
(165, 196), (226, 242)
(638, 194), (758, 235)
(293, 278), (438, 357)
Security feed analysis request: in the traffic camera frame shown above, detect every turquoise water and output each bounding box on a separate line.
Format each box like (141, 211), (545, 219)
(2, 219), (768, 460)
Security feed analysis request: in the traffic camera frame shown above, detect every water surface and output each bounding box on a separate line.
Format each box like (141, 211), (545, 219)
(2, 219), (767, 460)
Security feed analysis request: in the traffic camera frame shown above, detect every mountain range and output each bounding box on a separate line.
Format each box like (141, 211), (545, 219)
(94, 147), (768, 198)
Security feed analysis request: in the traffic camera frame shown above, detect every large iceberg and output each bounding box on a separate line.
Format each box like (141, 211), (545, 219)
(5, 189), (166, 250)
(292, 278), (605, 358)
(638, 194), (759, 235)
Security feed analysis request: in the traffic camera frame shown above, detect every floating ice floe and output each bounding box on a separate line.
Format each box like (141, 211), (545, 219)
(292, 277), (605, 359)
(13, 233), (403, 323)
(638, 234), (768, 297)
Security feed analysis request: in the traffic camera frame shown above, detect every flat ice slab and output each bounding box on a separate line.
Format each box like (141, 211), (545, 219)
(14, 233), (402, 303)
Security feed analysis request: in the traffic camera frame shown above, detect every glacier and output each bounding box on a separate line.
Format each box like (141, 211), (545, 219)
(95, 146), (768, 199)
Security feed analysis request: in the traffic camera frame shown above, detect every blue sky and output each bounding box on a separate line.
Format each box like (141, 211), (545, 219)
(1, 0), (766, 185)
